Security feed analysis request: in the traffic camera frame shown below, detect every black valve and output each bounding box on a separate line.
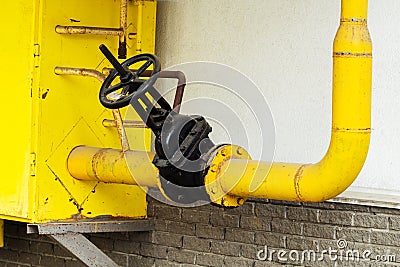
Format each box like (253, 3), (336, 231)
(99, 45), (217, 204)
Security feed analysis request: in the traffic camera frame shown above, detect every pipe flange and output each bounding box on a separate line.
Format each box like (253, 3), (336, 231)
(204, 145), (251, 208)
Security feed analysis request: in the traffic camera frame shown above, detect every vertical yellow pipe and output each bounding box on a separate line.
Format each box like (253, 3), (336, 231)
(214, 0), (372, 204)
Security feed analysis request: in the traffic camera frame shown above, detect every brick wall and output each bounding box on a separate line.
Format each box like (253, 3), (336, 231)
(1, 198), (400, 266)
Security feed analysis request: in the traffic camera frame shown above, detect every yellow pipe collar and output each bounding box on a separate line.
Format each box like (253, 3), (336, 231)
(204, 145), (251, 207)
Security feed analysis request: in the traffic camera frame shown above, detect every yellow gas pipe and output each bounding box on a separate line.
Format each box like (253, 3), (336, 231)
(209, 0), (372, 205)
(67, 0), (372, 207)
(67, 147), (158, 187)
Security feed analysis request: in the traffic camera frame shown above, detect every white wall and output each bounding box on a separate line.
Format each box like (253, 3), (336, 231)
(155, 0), (400, 206)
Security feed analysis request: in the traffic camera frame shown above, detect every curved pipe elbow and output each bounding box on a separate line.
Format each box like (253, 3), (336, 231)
(300, 129), (370, 202)
(217, 129), (370, 203)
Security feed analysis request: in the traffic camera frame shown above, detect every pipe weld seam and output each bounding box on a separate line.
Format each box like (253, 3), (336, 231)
(294, 164), (308, 201)
(333, 127), (371, 133)
(340, 18), (367, 24)
(333, 52), (372, 58)
(91, 149), (108, 181)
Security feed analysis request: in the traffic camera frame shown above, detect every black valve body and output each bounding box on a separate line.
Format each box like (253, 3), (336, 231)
(98, 45), (217, 204)
(153, 112), (215, 204)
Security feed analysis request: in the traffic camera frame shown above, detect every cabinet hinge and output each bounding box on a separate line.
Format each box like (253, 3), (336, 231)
(33, 44), (40, 67)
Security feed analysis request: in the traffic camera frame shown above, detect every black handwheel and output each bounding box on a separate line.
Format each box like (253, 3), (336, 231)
(99, 44), (161, 109)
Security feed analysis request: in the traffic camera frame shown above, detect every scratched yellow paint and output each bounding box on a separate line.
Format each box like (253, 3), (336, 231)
(0, 0), (156, 223)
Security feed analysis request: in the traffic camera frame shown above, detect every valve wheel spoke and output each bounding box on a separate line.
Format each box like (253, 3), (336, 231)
(99, 44), (161, 109)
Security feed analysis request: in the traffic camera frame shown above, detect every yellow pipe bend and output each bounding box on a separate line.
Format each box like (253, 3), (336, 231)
(217, 0), (372, 203)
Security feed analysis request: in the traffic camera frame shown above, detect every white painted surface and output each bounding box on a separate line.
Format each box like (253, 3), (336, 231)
(155, 0), (400, 203)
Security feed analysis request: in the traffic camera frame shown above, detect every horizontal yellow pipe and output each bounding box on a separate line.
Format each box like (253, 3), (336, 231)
(217, 0), (372, 202)
(67, 146), (158, 187)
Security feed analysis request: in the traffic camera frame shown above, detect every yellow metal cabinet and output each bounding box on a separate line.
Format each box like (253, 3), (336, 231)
(0, 0), (156, 223)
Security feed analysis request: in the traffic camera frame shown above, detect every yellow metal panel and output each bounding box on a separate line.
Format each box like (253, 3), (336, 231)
(0, 1), (37, 220)
(0, 0), (157, 223)
(33, 0), (156, 222)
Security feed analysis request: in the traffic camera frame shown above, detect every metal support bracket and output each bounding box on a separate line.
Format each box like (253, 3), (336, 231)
(27, 219), (154, 267)
(50, 233), (119, 267)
